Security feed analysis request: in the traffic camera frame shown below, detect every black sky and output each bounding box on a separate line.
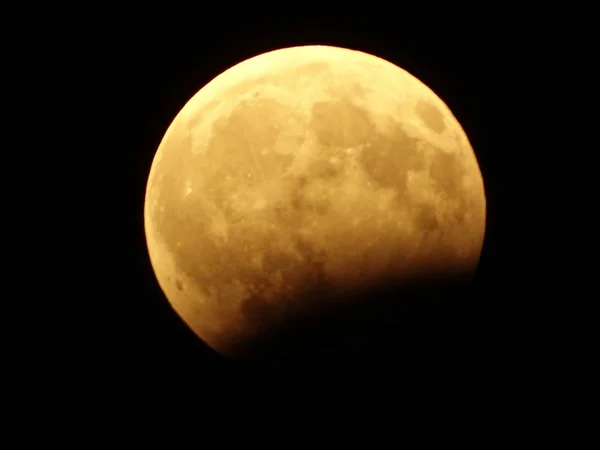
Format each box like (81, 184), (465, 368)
(112, 11), (545, 394)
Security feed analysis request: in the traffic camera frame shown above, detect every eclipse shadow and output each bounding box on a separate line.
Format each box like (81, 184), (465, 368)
(230, 272), (484, 375)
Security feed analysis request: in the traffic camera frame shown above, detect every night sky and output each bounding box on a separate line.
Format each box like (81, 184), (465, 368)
(112, 11), (545, 395)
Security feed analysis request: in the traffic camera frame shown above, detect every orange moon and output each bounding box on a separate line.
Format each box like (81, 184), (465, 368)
(144, 45), (486, 358)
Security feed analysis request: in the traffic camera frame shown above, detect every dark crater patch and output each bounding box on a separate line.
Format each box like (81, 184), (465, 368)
(429, 150), (464, 199)
(358, 123), (425, 205)
(308, 155), (343, 180)
(287, 173), (332, 216)
(416, 99), (446, 134)
(206, 97), (296, 181)
(310, 98), (373, 148)
(230, 269), (480, 374)
(175, 278), (183, 291)
(414, 204), (441, 233)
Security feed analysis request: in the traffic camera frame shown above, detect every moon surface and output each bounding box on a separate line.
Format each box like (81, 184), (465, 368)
(144, 45), (486, 360)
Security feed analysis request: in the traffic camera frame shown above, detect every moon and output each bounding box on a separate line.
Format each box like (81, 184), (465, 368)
(144, 45), (486, 362)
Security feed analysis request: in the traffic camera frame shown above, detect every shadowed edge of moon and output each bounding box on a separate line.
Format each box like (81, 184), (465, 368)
(227, 268), (476, 371)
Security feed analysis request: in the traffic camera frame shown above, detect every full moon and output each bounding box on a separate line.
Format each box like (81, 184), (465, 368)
(144, 45), (486, 362)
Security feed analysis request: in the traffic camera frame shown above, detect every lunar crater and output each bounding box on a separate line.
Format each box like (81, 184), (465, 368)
(175, 278), (183, 291)
(310, 98), (373, 148)
(416, 98), (446, 134)
(358, 122), (424, 200)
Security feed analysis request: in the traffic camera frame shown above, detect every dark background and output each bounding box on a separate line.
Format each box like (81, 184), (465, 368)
(113, 10), (546, 394)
